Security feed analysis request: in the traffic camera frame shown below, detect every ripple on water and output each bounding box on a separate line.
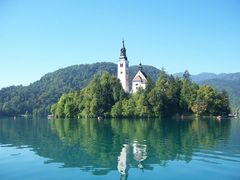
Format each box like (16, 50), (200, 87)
(193, 149), (240, 164)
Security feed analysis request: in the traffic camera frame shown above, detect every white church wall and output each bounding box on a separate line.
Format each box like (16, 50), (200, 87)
(132, 81), (147, 93)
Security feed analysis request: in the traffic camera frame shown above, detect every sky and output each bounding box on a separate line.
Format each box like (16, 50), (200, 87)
(0, 0), (240, 88)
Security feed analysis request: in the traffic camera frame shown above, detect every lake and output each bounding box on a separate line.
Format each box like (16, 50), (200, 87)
(0, 117), (239, 180)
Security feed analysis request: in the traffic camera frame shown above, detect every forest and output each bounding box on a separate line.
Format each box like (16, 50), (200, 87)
(0, 62), (237, 117)
(51, 70), (230, 118)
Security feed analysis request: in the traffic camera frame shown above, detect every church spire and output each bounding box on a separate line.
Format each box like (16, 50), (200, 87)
(138, 62), (143, 71)
(122, 39), (125, 48)
(120, 39), (127, 57)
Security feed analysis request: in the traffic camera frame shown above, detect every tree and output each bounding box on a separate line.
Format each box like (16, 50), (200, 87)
(191, 102), (207, 116)
(183, 70), (190, 81)
(122, 98), (135, 117)
(191, 86), (220, 116)
(179, 70), (199, 114)
(148, 69), (168, 117)
(148, 70), (181, 117)
(214, 90), (230, 116)
(111, 101), (123, 118)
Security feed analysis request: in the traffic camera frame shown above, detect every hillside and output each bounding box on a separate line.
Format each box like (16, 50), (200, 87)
(0, 62), (159, 116)
(0, 62), (239, 116)
(191, 72), (240, 82)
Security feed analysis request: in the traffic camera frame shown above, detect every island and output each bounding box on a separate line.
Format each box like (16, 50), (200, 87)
(51, 70), (230, 118)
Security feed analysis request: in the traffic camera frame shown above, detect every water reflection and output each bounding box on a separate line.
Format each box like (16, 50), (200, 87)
(118, 143), (130, 179)
(117, 140), (148, 179)
(132, 141), (147, 169)
(0, 116), (237, 178)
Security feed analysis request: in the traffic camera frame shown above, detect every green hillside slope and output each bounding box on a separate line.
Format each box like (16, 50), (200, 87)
(0, 62), (159, 116)
(0, 62), (239, 116)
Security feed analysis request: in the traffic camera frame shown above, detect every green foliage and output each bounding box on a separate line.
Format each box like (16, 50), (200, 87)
(148, 69), (181, 117)
(51, 92), (79, 118)
(0, 62), (159, 116)
(121, 98), (136, 117)
(191, 86), (230, 116)
(52, 69), (231, 118)
(110, 101), (123, 118)
(111, 91), (151, 118)
(0, 62), (234, 117)
(180, 70), (198, 113)
(196, 74), (240, 112)
(52, 71), (126, 118)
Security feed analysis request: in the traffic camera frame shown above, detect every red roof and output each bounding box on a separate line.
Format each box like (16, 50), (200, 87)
(132, 71), (147, 83)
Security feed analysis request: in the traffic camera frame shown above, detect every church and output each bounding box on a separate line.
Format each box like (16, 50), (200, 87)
(117, 40), (148, 93)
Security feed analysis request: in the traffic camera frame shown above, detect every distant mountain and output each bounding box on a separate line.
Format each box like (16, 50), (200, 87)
(174, 72), (218, 82)
(191, 72), (240, 82)
(191, 73), (220, 82)
(175, 72), (240, 82)
(0, 62), (159, 116)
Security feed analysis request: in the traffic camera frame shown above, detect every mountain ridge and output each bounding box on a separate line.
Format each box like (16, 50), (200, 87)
(174, 72), (240, 82)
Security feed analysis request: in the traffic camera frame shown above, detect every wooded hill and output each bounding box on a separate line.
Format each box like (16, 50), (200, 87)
(0, 62), (158, 116)
(0, 62), (238, 116)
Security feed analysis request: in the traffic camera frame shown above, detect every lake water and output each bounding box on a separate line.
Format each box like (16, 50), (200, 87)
(0, 117), (239, 180)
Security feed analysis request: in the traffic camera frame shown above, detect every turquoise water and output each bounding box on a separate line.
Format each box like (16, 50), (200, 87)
(0, 117), (239, 180)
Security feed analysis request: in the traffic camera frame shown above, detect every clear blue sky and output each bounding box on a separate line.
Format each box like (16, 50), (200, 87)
(0, 0), (240, 88)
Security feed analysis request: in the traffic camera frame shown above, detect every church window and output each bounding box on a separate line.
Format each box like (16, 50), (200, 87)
(120, 63), (123, 67)
(120, 71), (123, 74)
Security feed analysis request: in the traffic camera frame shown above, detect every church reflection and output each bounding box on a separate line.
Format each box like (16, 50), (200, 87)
(133, 140), (147, 169)
(118, 140), (148, 179)
(118, 143), (130, 179)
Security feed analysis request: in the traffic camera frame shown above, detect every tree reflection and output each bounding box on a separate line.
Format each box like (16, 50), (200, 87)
(49, 118), (231, 175)
(0, 117), (232, 177)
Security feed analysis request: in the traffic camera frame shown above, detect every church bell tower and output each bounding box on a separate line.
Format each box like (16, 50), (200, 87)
(118, 40), (129, 93)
